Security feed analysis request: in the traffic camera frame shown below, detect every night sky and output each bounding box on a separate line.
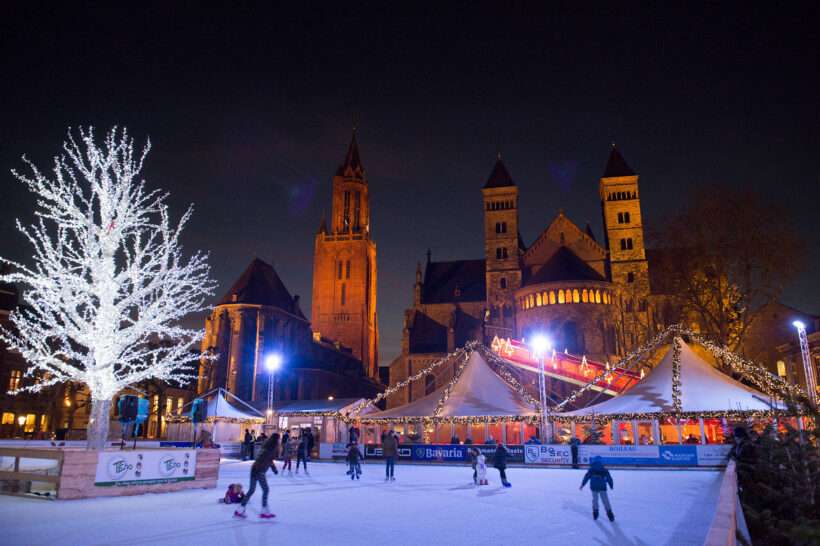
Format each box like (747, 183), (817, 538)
(2, 4), (818, 364)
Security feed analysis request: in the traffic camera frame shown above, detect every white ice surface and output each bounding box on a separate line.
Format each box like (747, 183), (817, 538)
(0, 459), (723, 546)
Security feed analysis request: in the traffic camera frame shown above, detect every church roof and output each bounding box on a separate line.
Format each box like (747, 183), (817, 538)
(422, 259), (486, 304)
(218, 258), (306, 318)
(335, 131), (365, 178)
(483, 157), (515, 189)
(525, 246), (606, 285)
(602, 146), (635, 178)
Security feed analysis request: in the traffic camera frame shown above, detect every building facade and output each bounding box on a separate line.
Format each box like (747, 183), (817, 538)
(311, 132), (379, 380)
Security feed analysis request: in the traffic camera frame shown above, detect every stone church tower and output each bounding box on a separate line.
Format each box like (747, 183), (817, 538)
(482, 155), (522, 339)
(311, 131), (379, 379)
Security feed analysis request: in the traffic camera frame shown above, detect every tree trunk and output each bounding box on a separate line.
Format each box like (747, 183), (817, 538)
(86, 397), (112, 450)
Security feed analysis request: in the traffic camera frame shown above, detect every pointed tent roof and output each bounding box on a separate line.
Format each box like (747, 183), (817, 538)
(560, 339), (777, 417)
(363, 350), (537, 419)
(206, 390), (264, 421)
(526, 246), (606, 285)
(219, 258), (306, 319)
(483, 156), (515, 188)
(602, 146), (635, 178)
(335, 130), (365, 178)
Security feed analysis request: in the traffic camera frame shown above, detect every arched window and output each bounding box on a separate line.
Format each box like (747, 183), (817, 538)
(558, 290), (565, 304)
(565, 289), (572, 304)
(549, 291), (556, 304)
(543, 291), (549, 305)
(603, 292), (609, 304)
(500, 277), (507, 289)
(425, 374), (436, 396)
(582, 289), (589, 303)
(625, 299), (634, 312)
(340, 284), (346, 306)
(627, 272), (634, 283)
(346, 260), (351, 279)
(536, 293), (542, 306)
(572, 289), (580, 303)
(528, 294), (534, 308)
(776, 360), (787, 378)
(595, 289), (601, 304)
(638, 299), (648, 312)
(337, 261), (343, 279)
(624, 212), (630, 223)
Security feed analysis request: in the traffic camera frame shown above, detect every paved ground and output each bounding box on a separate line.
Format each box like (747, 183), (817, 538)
(0, 459), (723, 546)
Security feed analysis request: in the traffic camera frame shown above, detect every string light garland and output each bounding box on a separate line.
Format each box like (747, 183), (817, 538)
(671, 337), (682, 413)
(432, 351), (471, 417)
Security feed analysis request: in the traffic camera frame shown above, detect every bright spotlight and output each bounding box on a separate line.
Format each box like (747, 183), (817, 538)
(793, 320), (806, 330)
(531, 335), (551, 356)
(265, 353), (282, 372)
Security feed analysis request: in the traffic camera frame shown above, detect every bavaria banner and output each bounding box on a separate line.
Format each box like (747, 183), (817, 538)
(363, 444), (524, 463)
(94, 449), (197, 486)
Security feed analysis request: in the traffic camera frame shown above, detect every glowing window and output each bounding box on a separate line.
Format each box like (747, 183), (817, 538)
(24, 414), (36, 433)
(558, 290), (565, 304)
(8, 369), (22, 391)
(536, 293), (542, 306)
(1, 412), (14, 425)
(549, 291), (556, 305)
(776, 360), (787, 378)
(565, 289), (572, 304)
(582, 289), (589, 303)
(595, 290), (601, 304)
(604, 292), (610, 304)
(572, 289), (580, 303)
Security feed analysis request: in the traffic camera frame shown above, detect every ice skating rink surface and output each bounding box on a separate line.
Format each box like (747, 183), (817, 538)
(0, 459), (723, 546)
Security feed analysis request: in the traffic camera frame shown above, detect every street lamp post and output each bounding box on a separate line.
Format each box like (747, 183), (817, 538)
(531, 335), (551, 443)
(793, 321), (816, 407)
(265, 354), (283, 427)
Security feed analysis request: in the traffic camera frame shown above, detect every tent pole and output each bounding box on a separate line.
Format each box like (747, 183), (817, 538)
(631, 419), (639, 446)
(450, 423), (456, 443)
(698, 417), (706, 444)
(611, 421), (618, 445)
(676, 419), (683, 445)
(652, 419), (660, 445)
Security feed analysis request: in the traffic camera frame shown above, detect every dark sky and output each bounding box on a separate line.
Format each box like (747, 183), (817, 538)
(2, 3), (818, 364)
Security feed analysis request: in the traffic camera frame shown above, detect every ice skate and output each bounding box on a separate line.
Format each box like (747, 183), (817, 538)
(260, 509), (276, 520)
(607, 510), (615, 522)
(390, 476), (395, 481)
(233, 507), (247, 519)
(503, 482), (512, 488)
(593, 509), (599, 520)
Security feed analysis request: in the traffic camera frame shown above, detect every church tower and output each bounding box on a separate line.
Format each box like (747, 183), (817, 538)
(600, 146), (651, 347)
(311, 131), (379, 379)
(482, 155), (521, 339)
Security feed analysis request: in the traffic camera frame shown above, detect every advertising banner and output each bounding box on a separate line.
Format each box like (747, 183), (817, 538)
(696, 444), (732, 466)
(578, 445), (659, 465)
(94, 450), (197, 486)
(524, 444), (573, 464)
(363, 444), (523, 463)
(656, 445), (698, 466)
(319, 443), (349, 459)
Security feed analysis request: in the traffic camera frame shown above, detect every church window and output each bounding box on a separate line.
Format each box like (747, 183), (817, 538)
(582, 289), (589, 303)
(620, 238), (634, 251)
(572, 289), (580, 303)
(346, 260), (351, 279)
(595, 290), (601, 304)
(8, 369), (22, 391)
(639, 299), (648, 312)
(341, 284), (346, 306)
(495, 222), (508, 234)
(617, 212), (631, 224)
(627, 272), (634, 283)
(625, 299), (634, 312)
(604, 292), (609, 304)
(536, 293), (542, 306)
(542, 291), (548, 304)
(500, 277), (507, 289)
(343, 191), (351, 231)
(565, 289), (572, 304)
(776, 360), (787, 378)
(353, 191), (361, 232)
(558, 290), (565, 304)
(425, 374), (436, 396)
(549, 291), (556, 305)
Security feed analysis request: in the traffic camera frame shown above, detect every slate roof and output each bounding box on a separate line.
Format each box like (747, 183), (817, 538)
(525, 246), (606, 285)
(603, 146), (635, 178)
(483, 157), (515, 188)
(335, 131), (365, 177)
(218, 258), (306, 318)
(422, 259), (487, 303)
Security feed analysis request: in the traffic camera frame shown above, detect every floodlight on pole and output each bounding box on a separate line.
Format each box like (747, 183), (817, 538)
(264, 353), (283, 425)
(792, 321), (816, 407)
(529, 334), (552, 442)
(265, 353), (282, 372)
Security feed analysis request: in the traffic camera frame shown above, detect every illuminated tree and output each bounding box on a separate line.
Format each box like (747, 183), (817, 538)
(0, 127), (215, 449)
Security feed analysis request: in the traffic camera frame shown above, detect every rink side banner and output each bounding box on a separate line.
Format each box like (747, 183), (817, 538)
(524, 444), (730, 466)
(94, 449), (197, 486)
(363, 444), (524, 463)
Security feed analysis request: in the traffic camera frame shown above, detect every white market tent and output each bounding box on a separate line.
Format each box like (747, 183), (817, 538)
(559, 338), (778, 419)
(362, 350), (538, 422)
(166, 388), (264, 444)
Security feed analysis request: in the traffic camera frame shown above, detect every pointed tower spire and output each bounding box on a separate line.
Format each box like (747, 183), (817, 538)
(336, 129), (365, 178)
(483, 155), (515, 189)
(603, 145), (635, 178)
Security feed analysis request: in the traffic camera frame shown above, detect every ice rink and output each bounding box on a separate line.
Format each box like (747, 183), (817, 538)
(0, 459), (723, 546)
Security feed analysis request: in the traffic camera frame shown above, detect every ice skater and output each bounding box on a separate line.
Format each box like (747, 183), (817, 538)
(347, 441), (363, 480)
(493, 443), (511, 487)
(580, 456), (615, 521)
(382, 429), (398, 481)
(296, 433), (309, 475)
(282, 434), (297, 476)
(468, 447), (480, 484)
(475, 450), (488, 485)
(234, 433), (279, 519)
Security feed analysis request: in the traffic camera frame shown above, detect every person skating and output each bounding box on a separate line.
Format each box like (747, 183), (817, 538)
(282, 434), (297, 476)
(234, 433), (279, 519)
(295, 433), (309, 475)
(347, 441), (363, 480)
(493, 443), (511, 487)
(468, 447), (480, 485)
(242, 430), (253, 461)
(580, 456), (615, 521)
(382, 429), (398, 481)
(569, 436), (581, 468)
(306, 428), (315, 461)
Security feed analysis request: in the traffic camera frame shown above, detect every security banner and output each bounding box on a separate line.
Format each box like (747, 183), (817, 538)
(94, 449), (197, 486)
(524, 444), (573, 464)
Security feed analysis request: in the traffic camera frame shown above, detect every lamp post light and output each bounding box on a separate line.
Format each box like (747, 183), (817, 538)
(264, 354), (283, 427)
(793, 321), (816, 407)
(531, 335), (552, 443)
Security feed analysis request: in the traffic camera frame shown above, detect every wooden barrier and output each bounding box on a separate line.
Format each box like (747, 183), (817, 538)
(703, 459), (738, 546)
(0, 447), (64, 498)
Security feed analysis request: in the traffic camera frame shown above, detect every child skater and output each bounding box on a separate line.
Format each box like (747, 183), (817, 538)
(580, 456), (615, 521)
(221, 483), (244, 504)
(475, 451), (488, 485)
(468, 447), (480, 485)
(234, 433), (279, 519)
(347, 441), (363, 480)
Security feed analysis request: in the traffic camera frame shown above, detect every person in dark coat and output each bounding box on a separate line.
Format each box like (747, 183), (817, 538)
(382, 430), (398, 481)
(347, 441), (363, 480)
(729, 426), (755, 464)
(306, 429), (315, 460)
(493, 444), (511, 487)
(235, 433), (279, 519)
(569, 437), (581, 468)
(242, 430), (253, 461)
(296, 433), (309, 475)
(580, 456), (614, 521)
(468, 447), (480, 484)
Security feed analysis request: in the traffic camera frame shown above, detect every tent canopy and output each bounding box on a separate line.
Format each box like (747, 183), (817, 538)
(364, 350), (537, 420)
(560, 338), (777, 418)
(175, 388), (263, 422)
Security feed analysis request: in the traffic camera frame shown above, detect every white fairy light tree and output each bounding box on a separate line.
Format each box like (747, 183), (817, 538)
(0, 127), (215, 449)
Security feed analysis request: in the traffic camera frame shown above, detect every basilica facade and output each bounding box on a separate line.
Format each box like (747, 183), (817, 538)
(388, 147), (665, 408)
